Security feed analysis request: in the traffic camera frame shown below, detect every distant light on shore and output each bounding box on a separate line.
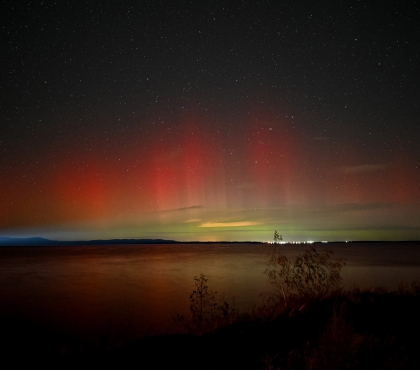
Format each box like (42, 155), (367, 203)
(268, 240), (315, 245)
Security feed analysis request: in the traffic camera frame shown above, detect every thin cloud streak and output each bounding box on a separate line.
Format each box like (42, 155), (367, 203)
(199, 221), (261, 228)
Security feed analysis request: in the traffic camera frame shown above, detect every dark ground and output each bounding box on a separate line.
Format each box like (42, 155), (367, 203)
(3, 287), (419, 369)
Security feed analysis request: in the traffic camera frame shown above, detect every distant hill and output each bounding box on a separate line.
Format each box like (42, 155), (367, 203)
(0, 237), (179, 246)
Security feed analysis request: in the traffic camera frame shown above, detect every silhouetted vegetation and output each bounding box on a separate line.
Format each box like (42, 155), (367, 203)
(74, 281), (420, 369)
(263, 247), (345, 307)
(273, 230), (282, 243)
(173, 274), (236, 334)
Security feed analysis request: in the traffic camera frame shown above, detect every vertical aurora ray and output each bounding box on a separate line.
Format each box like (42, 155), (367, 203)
(247, 113), (295, 207)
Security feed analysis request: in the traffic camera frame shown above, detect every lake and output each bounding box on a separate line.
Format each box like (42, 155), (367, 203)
(1, 242), (419, 346)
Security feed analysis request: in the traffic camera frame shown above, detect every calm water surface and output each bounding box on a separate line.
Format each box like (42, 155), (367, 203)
(1, 242), (419, 342)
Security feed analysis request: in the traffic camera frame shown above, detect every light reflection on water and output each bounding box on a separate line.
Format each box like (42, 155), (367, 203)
(0, 242), (419, 341)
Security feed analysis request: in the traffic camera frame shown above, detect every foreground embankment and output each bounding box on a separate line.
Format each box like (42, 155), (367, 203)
(4, 284), (419, 369)
(93, 286), (420, 369)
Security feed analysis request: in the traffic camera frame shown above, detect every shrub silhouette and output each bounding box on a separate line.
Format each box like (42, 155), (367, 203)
(173, 274), (236, 334)
(273, 230), (282, 243)
(264, 247), (345, 307)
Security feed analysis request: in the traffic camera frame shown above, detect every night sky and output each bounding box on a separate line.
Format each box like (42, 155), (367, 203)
(1, 1), (420, 242)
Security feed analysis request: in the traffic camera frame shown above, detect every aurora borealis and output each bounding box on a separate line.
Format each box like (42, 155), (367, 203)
(1, 1), (419, 242)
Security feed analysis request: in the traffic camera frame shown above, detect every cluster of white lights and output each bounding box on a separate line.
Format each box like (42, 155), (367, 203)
(267, 240), (318, 244)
